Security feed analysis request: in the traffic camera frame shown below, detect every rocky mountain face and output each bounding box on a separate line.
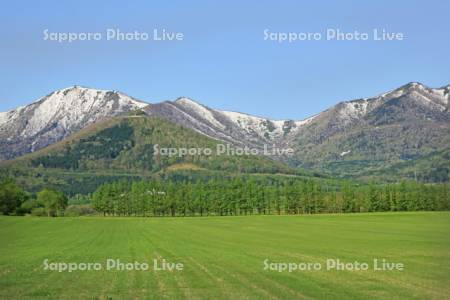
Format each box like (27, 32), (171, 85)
(0, 86), (147, 160)
(286, 83), (450, 181)
(1, 82), (449, 181)
(140, 83), (450, 181)
(143, 97), (314, 149)
(0, 88), (314, 162)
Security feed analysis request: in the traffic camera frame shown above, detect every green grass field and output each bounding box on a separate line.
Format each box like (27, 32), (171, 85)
(1, 212), (449, 299)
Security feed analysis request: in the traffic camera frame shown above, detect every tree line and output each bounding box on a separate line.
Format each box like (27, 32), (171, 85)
(0, 178), (67, 216)
(2, 176), (449, 217)
(91, 177), (450, 217)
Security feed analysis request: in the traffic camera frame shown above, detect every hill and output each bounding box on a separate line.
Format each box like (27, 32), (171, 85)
(1, 115), (308, 194)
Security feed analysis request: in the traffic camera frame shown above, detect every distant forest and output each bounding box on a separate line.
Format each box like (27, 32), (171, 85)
(90, 177), (450, 217)
(2, 174), (449, 217)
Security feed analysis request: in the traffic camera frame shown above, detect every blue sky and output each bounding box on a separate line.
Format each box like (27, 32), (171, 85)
(0, 0), (449, 120)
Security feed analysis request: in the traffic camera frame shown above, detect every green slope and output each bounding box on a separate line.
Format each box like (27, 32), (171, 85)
(360, 148), (450, 183)
(1, 115), (313, 194)
(288, 121), (450, 182)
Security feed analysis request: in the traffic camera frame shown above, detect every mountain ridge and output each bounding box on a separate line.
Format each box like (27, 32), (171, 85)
(1, 82), (449, 182)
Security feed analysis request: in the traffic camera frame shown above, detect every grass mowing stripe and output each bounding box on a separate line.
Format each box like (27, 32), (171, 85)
(0, 212), (449, 299)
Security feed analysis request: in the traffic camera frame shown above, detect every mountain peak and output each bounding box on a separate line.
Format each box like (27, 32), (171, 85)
(0, 86), (149, 160)
(63, 84), (88, 90)
(405, 81), (425, 87)
(387, 82), (426, 95)
(56, 85), (115, 95)
(175, 97), (203, 106)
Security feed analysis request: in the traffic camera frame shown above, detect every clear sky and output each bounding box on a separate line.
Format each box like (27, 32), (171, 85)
(0, 0), (449, 120)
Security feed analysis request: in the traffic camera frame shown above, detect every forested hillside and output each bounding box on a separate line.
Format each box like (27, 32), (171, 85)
(0, 115), (310, 195)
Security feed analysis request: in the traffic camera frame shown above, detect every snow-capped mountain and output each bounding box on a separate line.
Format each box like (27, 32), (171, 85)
(332, 82), (449, 125)
(0, 86), (147, 160)
(286, 82), (450, 180)
(294, 82), (449, 138)
(1, 81), (449, 181)
(143, 97), (315, 148)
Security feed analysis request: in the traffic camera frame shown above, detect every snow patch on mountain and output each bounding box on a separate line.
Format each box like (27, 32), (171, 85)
(166, 101), (224, 134)
(378, 88), (406, 100)
(295, 115), (317, 126)
(221, 111), (315, 140)
(408, 90), (447, 111)
(430, 87), (449, 106)
(175, 97), (226, 130)
(340, 150), (351, 157)
(338, 100), (370, 123)
(222, 111), (283, 139)
(0, 112), (7, 126)
(0, 106), (25, 126)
